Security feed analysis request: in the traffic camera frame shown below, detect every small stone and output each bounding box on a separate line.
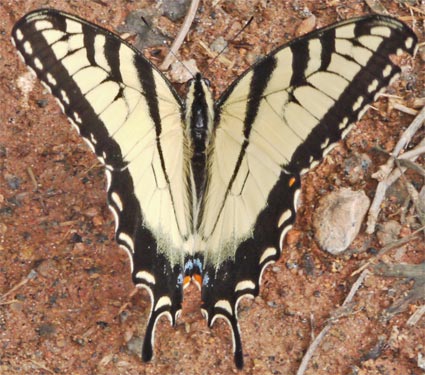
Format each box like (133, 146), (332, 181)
(169, 60), (199, 83)
(163, 0), (191, 21)
(5, 175), (21, 190)
(295, 14), (316, 36)
(37, 323), (56, 337)
(313, 188), (370, 255)
(36, 98), (49, 108)
(210, 36), (228, 53)
(343, 153), (372, 184)
(84, 207), (99, 217)
(418, 352), (425, 370)
(126, 336), (144, 356)
(376, 220), (401, 245)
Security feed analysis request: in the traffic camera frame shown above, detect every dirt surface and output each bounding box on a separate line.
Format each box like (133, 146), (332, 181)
(1, 1), (424, 374)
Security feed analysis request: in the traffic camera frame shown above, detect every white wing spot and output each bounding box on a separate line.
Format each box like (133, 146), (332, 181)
(323, 142), (337, 157)
(54, 98), (65, 112)
(34, 57), (43, 70)
(382, 64), (392, 78)
(279, 224), (293, 250)
(34, 20), (53, 31)
(371, 26), (391, 38)
(309, 160), (319, 170)
(118, 232), (134, 253)
(367, 79), (378, 93)
(352, 96), (364, 112)
(82, 137), (95, 153)
(111, 191), (123, 211)
(259, 247), (277, 265)
(90, 133), (97, 145)
(235, 280), (256, 292)
(15, 29), (24, 41)
(338, 117), (349, 130)
(341, 124), (354, 139)
(293, 188), (302, 210)
(405, 37), (414, 50)
(278, 209), (292, 228)
(215, 300), (233, 315)
(136, 270), (156, 285)
(60, 90), (70, 105)
(155, 296), (172, 311)
(73, 112), (82, 124)
(105, 169), (112, 191)
(46, 73), (57, 86)
(108, 204), (119, 232)
(321, 138), (330, 149)
(259, 260), (275, 286)
(335, 23), (355, 38)
(66, 19), (83, 34)
(23, 41), (33, 55)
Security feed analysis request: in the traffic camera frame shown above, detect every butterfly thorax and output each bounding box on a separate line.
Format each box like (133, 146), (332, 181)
(185, 73), (214, 203)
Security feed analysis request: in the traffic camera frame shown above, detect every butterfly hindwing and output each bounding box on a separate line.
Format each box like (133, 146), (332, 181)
(11, 9), (193, 361)
(198, 15), (417, 367)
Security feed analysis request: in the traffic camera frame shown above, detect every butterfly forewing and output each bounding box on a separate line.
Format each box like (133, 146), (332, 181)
(199, 15), (417, 367)
(12, 8), (194, 361)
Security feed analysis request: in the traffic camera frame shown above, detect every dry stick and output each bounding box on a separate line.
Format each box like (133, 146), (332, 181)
(366, 106), (425, 234)
(407, 305), (425, 326)
(351, 226), (423, 276)
(296, 270), (371, 375)
(0, 270), (37, 301)
(28, 359), (55, 374)
(159, 0), (200, 71)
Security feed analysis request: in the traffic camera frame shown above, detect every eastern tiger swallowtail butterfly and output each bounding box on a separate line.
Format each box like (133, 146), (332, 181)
(11, 9), (417, 368)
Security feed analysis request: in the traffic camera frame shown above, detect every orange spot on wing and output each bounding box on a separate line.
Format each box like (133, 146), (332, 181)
(193, 274), (202, 286)
(289, 177), (296, 187)
(183, 276), (191, 287)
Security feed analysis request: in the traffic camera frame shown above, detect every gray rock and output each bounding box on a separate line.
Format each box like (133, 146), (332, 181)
(313, 188), (370, 255)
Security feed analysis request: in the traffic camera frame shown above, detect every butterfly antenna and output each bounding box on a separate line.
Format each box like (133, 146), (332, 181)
(208, 16), (253, 68)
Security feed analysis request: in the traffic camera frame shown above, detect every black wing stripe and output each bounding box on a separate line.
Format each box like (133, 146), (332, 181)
(319, 28), (334, 71)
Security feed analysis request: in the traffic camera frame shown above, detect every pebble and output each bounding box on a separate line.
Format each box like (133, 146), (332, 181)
(163, 0), (191, 21)
(376, 220), (401, 245)
(313, 188), (370, 255)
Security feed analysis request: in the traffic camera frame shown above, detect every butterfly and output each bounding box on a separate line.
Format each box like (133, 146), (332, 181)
(12, 9), (417, 368)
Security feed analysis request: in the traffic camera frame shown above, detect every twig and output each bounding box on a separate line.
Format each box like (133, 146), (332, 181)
(351, 226), (423, 276)
(0, 269), (37, 301)
(398, 143), (425, 160)
(407, 305), (425, 326)
(26, 166), (39, 190)
(28, 359), (55, 374)
(366, 106), (425, 234)
(296, 270), (371, 375)
(393, 102), (419, 116)
(404, 3), (425, 16)
(159, 0), (200, 71)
